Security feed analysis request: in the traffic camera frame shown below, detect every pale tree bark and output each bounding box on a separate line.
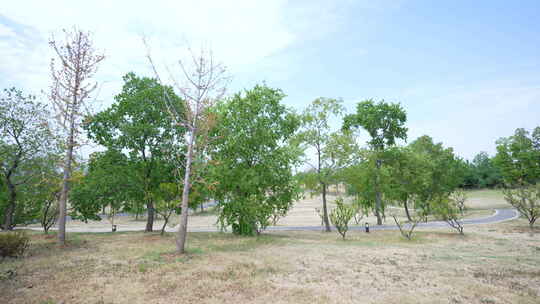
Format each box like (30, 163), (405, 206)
(49, 28), (104, 245)
(145, 41), (229, 254)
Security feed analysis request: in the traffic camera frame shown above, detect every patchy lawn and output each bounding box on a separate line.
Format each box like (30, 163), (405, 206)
(1, 218), (539, 304)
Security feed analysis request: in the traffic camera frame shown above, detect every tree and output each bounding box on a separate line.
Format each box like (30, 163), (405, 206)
(462, 152), (502, 189)
(408, 135), (465, 216)
(503, 185), (540, 229)
(392, 207), (426, 241)
(385, 147), (431, 221)
(0, 88), (58, 230)
(297, 98), (358, 231)
(433, 195), (465, 235)
(49, 28), (104, 245)
(494, 127), (540, 186)
(341, 149), (392, 222)
(146, 44), (229, 253)
(210, 85), (301, 235)
(84, 72), (184, 232)
(70, 150), (136, 224)
(329, 197), (355, 239)
(450, 189), (467, 216)
(343, 99), (407, 225)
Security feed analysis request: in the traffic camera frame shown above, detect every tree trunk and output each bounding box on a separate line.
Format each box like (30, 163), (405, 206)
(375, 158), (383, 225)
(403, 199), (412, 222)
(161, 215), (169, 236)
(145, 201), (154, 232)
(176, 128), (196, 254)
(321, 182), (331, 232)
(58, 130), (75, 245)
(2, 181), (16, 230)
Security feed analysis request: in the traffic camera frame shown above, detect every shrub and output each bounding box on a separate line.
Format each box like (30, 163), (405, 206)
(0, 231), (30, 258)
(433, 195), (465, 235)
(329, 198), (355, 239)
(503, 184), (540, 229)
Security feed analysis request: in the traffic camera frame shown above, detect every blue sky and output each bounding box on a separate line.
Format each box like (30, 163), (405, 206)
(1, 0), (539, 160)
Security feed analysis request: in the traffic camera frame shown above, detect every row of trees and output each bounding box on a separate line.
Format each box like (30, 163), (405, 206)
(1, 27), (539, 255)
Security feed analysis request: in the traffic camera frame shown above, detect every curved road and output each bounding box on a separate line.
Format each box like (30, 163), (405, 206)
(24, 208), (519, 233)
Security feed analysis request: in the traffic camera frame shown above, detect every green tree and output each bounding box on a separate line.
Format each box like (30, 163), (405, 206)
(385, 147), (431, 221)
(0, 88), (59, 230)
(210, 85), (301, 235)
(466, 152), (502, 188)
(343, 99), (407, 225)
(329, 197), (355, 239)
(70, 150), (138, 225)
(84, 73), (185, 232)
(494, 127), (540, 186)
(297, 97), (358, 231)
(503, 184), (540, 228)
(408, 135), (465, 216)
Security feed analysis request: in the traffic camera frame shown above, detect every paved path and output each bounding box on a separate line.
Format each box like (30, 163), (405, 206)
(23, 208), (519, 233)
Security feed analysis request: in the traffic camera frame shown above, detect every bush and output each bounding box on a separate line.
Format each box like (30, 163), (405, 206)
(433, 195), (465, 235)
(0, 231), (30, 258)
(329, 198), (355, 239)
(503, 184), (540, 229)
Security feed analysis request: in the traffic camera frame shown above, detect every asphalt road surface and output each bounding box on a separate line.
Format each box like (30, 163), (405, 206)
(24, 208), (519, 233)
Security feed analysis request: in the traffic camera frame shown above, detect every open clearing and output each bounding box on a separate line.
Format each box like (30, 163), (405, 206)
(4, 189), (537, 304)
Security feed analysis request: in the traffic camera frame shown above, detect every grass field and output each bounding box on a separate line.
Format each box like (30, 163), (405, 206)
(4, 189), (536, 304)
(2, 218), (539, 304)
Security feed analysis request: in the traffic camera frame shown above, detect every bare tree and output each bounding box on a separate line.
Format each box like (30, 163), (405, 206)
(49, 28), (104, 245)
(145, 42), (229, 254)
(392, 213), (422, 240)
(450, 189), (467, 216)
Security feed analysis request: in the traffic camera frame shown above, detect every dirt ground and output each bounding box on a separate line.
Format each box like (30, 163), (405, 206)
(2, 216), (539, 304)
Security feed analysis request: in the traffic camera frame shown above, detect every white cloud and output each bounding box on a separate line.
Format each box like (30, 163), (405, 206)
(0, 0), (351, 110)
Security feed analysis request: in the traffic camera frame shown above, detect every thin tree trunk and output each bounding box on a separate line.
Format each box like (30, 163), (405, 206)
(160, 214), (170, 236)
(3, 182), (16, 230)
(404, 199), (412, 222)
(58, 128), (75, 245)
(321, 182), (331, 232)
(145, 201), (154, 232)
(176, 128), (196, 254)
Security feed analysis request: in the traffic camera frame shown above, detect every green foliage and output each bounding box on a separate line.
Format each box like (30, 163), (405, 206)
(329, 197), (355, 239)
(343, 99), (407, 151)
(210, 84), (301, 235)
(461, 152), (502, 188)
(407, 135), (465, 213)
(342, 150), (386, 213)
(83, 73), (186, 228)
(0, 231), (29, 258)
(70, 150), (138, 221)
(384, 146), (431, 213)
(503, 184), (540, 228)
(0, 87), (60, 229)
(494, 127), (540, 186)
(432, 195), (465, 235)
(342, 99), (407, 225)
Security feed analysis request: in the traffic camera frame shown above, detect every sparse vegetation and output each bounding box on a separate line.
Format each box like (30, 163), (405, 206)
(503, 185), (540, 228)
(0, 231), (29, 258)
(329, 197), (355, 239)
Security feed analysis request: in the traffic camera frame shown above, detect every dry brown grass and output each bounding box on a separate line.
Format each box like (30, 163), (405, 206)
(2, 217), (540, 304)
